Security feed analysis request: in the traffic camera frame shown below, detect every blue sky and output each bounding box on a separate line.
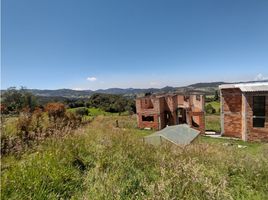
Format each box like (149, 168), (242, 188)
(2, 0), (268, 90)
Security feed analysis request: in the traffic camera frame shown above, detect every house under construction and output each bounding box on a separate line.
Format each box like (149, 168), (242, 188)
(136, 93), (205, 133)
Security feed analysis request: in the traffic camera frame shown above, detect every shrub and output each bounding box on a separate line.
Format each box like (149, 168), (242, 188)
(16, 108), (32, 140)
(45, 103), (66, 121)
(205, 104), (216, 114)
(75, 107), (89, 116)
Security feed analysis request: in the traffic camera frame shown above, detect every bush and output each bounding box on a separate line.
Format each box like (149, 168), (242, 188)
(1, 104), (87, 155)
(45, 103), (66, 121)
(75, 107), (89, 116)
(205, 104), (216, 114)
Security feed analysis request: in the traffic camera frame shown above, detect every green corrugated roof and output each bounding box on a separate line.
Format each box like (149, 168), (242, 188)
(144, 124), (200, 146)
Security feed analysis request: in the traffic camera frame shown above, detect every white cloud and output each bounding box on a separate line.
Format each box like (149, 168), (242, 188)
(254, 73), (268, 81)
(87, 77), (97, 82)
(72, 88), (83, 91)
(149, 81), (161, 87)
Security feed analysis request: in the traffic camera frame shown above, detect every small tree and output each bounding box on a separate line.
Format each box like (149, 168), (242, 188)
(214, 90), (219, 101)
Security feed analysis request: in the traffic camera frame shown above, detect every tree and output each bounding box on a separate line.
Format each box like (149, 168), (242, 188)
(214, 90), (219, 101)
(1, 87), (37, 113)
(86, 93), (135, 114)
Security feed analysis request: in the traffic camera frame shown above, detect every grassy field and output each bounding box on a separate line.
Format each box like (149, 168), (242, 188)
(205, 115), (221, 132)
(1, 115), (268, 200)
(68, 107), (129, 116)
(207, 101), (220, 112)
(205, 101), (221, 132)
(205, 101), (220, 114)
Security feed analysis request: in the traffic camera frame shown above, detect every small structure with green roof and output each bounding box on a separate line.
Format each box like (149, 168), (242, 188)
(144, 124), (200, 146)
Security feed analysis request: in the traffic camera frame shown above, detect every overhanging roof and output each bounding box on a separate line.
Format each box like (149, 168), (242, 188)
(219, 82), (268, 92)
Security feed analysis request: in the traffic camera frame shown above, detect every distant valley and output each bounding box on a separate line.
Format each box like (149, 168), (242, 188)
(2, 80), (267, 98)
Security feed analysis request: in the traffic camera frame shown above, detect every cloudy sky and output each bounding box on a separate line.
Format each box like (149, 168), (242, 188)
(2, 0), (268, 90)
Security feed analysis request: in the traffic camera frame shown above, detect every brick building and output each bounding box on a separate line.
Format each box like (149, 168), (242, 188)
(136, 93), (205, 133)
(219, 82), (268, 142)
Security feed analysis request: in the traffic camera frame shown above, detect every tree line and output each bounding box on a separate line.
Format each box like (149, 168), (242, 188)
(1, 87), (136, 115)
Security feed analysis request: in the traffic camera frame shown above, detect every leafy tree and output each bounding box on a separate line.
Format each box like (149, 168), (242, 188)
(86, 93), (135, 113)
(1, 87), (37, 113)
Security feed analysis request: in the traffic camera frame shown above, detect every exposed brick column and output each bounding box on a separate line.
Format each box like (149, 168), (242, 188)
(199, 113), (205, 134)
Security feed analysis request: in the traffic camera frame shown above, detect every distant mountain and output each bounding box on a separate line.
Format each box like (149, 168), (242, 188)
(29, 89), (93, 97)
(187, 82), (228, 88)
(2, 80), (267, 98)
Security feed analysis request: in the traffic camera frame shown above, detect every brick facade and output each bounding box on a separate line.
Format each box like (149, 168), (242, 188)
(221, 88), (268, 142)
(245, 92), (268, 142)
(136, 94), (205, 133)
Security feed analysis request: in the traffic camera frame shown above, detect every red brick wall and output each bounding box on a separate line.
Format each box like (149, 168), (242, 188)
(189, 111), (205, 134)
(137, 113), (159, 130)
(222, 88), (242, 138)
(136, 94), (205, 131)
(245, 93), (268, 142)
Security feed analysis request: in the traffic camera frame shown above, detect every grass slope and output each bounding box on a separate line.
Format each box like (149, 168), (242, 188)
(1, 116), (268, 200)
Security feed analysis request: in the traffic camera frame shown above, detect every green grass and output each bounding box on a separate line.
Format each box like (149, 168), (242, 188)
(1, 115), (268, 199)
(199, 136), (267, 155)
(206, 101), (220, 114)
(1, 116), (19, 137)
(68, 107), (129, 117)
(205, 115), (221, 132)
(205, 101), (221, 132)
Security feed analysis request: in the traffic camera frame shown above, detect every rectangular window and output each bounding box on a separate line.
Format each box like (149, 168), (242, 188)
(184, 96), (189, 101)
(196, 95), (200, 101)
(253, 96), (266, 128)
(142, 115), (154, 122)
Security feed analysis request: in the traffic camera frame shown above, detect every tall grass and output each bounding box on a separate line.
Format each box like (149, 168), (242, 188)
(1, 116), (268, 199)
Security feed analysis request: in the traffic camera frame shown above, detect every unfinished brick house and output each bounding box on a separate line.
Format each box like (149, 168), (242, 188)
(220, 82), (268, 142)
(136, 93), (205, 133)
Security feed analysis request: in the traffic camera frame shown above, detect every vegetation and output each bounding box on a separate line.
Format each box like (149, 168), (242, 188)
(86, 93), (136, 114)
(205, 104), (216, 114)
(205, 100), (221, 132)
(1, 87), (37, 114)
(205, 115), (221, 132)
(1, 103), (88, 155)
(1, 89), (267, 199)
(1, 115), (268, 199)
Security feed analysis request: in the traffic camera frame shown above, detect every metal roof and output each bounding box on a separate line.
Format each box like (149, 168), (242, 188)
(144, 124), (200, 146)
(219, 82), (268, 92)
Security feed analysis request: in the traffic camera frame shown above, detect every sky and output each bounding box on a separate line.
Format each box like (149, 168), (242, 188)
(2, 0), (268, 90)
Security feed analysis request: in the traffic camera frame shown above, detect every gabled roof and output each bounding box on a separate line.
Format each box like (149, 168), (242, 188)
(144, 124), (200, 146)
(219, 82), (268, 92)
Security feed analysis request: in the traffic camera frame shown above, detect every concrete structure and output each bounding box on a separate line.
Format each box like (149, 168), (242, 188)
(136, 93), (205, 133)
(219, 82), (268, 142)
